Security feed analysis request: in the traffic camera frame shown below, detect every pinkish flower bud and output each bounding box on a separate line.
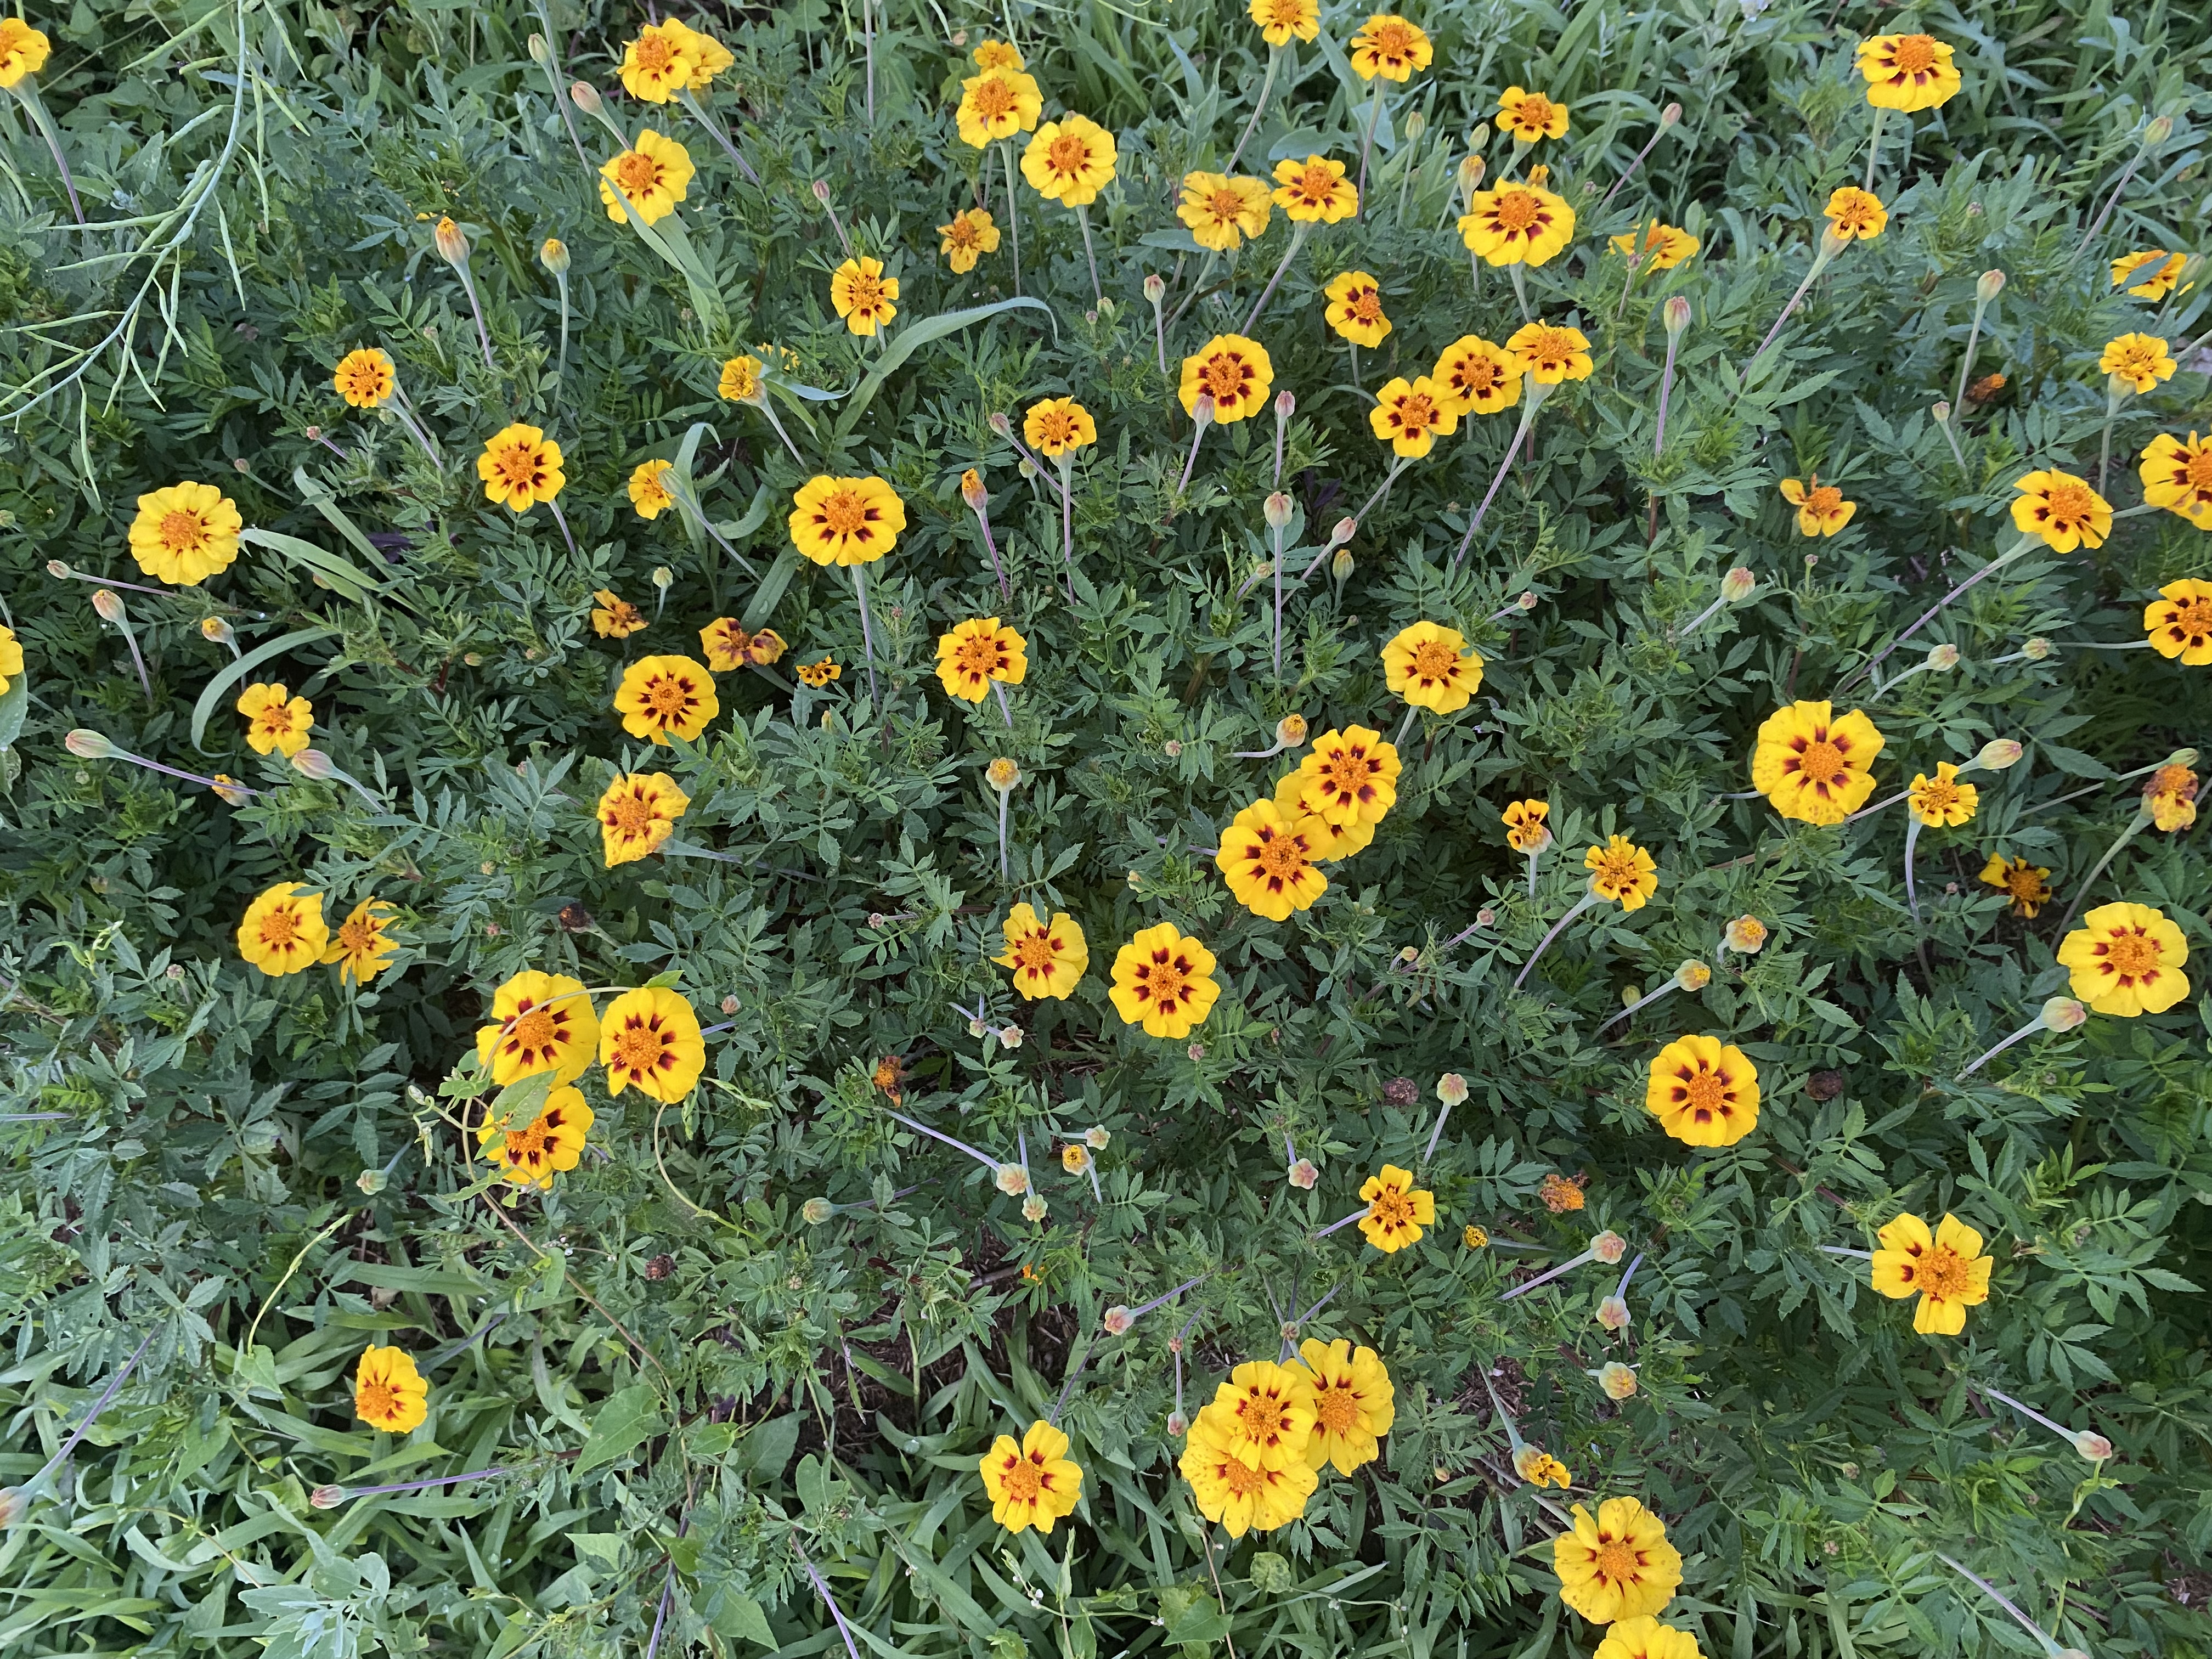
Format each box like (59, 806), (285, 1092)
(1186, 1041), (1206, 1062)
(999, 1025), (1024, 1048)
(1263, 491), (1294, 529)
(1596, 1295), (1631, 1330)
(1189, 392), (1216, 431)
(46, 560), (72, 578)
(721, 995), (740, 1013)
(1103, 1306), (1134, 1335)
(1084, 1126), (1110, 1150)
(91, 588), (126, 623)
(1143, 273), (1165, 303)
(803, 1198), (834, 1224)
(290, 748), (338, 781)
(1288, 1158), (1319, 1189)
(1926, 642), (1960, 673)
(995, 1163), (1030, 1196)
(1676, 959), (1713, 990)
(433, 216), (471, 266)
(1020, 1193), (1047, 1222)
(1932, 400), (1953, 424)
(1975, 738), (2024, 771)
(1274, 389), (1295, 419)
(988, 410), (1012, 436)
(1720, 566), (1757, 603)
(64, 729), (115, 759)
(309, 1485), (347, 1510)
(1518, 590), (1538, 610)
(1597, 1361), (1637, 1398)
(1475, 907), (1497, 927)
(1663, 296), (1691, 338)
(567, 78), (602, 114)
(1166, 1411), (1188, 1437)
(2021, 637), (2053, 661)
(1660, 102), (1681, 127)
(811, 179), (832, 202)
(2041, 997), (2089, 1032)
(2073, 1430), (2112, 1462)
(1276, 714), (1307, 748)
(1437, 1073), (1468, 1107)
(1330, 517), (1357, 548)
(1591, 1230), (1627, 1265)
(1976, 269), (2006, 302)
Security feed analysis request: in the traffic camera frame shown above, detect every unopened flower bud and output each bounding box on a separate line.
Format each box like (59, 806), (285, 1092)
(1287, 1158), (1319, 1189)
(433, 216), (470, 265)
(1596, 1296), (1631, 1331)
(721, 995), (741, 1014)
(1592, 1230), (1628, 1264)
(1975, 268), (2005, 302)
(46, 560), (72, 578)
(1331, 547), (1355, 582)
(960, 468), (989, 511)
(1263, 491), (1294, 529)
(968, 1017), (988, 1037)
(1166, 1411), (1188, 1438)
(1102, 1306), (1134, 1335)
(1404, 109), (1426, 141)
(1455, 154), (1486, 196)
(2021, 636), (2052, 661)
(811, 179), (832, 202)
(1660, 101), (1681, 128)
(1932, 400), (1953, 424)
(1017, 457), (1036, 479)
(1021, 1193), (1047, 1222)
(1597, 1361), (1638, 1398)
(1475, 906), (1497, 927)
(1720, 566), (1756, 603)
(64, 729), (115, 759)
(999, 1025), (1024, 1048)
(1725, 915), (1768, 953)
(567, 78), (601, 114)
(1276, 714), (1307, 748)
(1143, 273), (1165, 303)
(1274, 389), (1295, 419)
(988, 410), (1012, 436)
(1437, 1072), (1468, 1107)
(290, 748), (337, 780)
(1463, 1224), (1489, 1249)
(2167, 747), (2200, 769)
(1662, 295), (1691, 338)
(2144, 115), (2172, 146)
(1163, 738), (1183, 757)
(1467, 121), (1489, 149)
(1328, 516), (1357, 549)
(1084, 1126), (1110, 1150)
(1190, 392), (1216, 431)
(1973, 738), (2023, 771)
(2041, 997), (2089, 1032)
(92, 588), (126, 623)
(995, 1163), (1029, 1195)
(802, 1197), (834, 1224)
(1097, 295), (1115, 318)
(1676, 959), (1712, 990)
(986, 757), (1021, 791)
(309, 1485), (347, 1510)
(2073, 1430), (2112, 1462)
(540, 237), (569, 275)
(1926, 642), (1960, 672)
(1186, 1041), (1206, 1062)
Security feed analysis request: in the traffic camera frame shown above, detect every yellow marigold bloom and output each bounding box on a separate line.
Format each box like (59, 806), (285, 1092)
(588, 589), (643, 640)
(1178, 171), (1272, 252)
(1289, 1338), (1393, 1474)
(1274, 769), (1371, 862)
(1594, 1617), (1707, 1659)
(477, 424), (565, 512)
(2139, 437), (2212, 532)
(129, 482), (242, 585)
(236, 681), (312, 757)
(628, 460), (676, 522)
(2010, 468), (2111, 552)
(1551, 1498), (1684, 1624)
(972, 38), (1023, 69)
(717, 353), (763, 403)
(0, 16), (50, 86)
(1872, 1212), (1992, 1335)
(2100, 331), (2176, 394)
(796, 657), (841, 687)
(1514, 1444), (1572, 1488)
(2145, 575), (2212, 662)
(1750, 700), (1884, 825)
(996, 902), (1088, 1000)
(1822, 186), (1887, 240)
(1203, 1360), (1316, 1471)
(1609, 220), (1699, 270)
(1358, 1163), (1434, 1251)
(352, 1345), (428, 1434)
(2144, 763), (2199, 832)
(1978, 854), (2052, 918)
(1062, 1143), (1091, 1173)
(1382, 620), (1482, 713)
(938, 207), (1001, 273)
(1348, 13), (1431, 80)
(2112, 249), (2185, 300)
(1249, 0), (1319, 43)
(1506, 320), (1593, 383)
(662, 17), (731, 89)
(1216, 797), (1330, 921)
(1180, 1415), (1317, 1536)
(1021, 114), (1118, 206)
(1109, 922), (1220, 1039)
(1178, 333), (1274, 423)
(1779, 474), (1854, 537)
(1585, 834), (1658, 910)
(599, 129), (694, 225)
(1497, 85), (1568, 140)
(1539, 1171), (1586, 1212)
(830, 256), (899, 336)
(978, 1420), (1082, 1533)
(1459, 182), (1576, 267)
(0, 623), (21, 697)
(614, 654), (719, 744)
(1369, 375), (1456, 458)
(1272, 153), (1358, 223)
(1432, 335), (1521, 416)
(332, 347), (396, 408)
(599, 985), (707, 1101)
(1645, 1034), (1759, 1148)
(1297, 725), (1400, 827)
(1503, 798), (1551, 853)
(618, 21), (699, 100)
(321, 898), (398, 985)
(700, 617), (782, 669)
(1855, 32), (1960, 111)
(1725, 916), (1767, 953)
(1909, 761), (1978, 827)
(597, 771), (689, 866)
(1024, 396), (1096, 457)
(476, 970), (599, 1085)
(1463, 1223), (1490, 1249)
(236, 883), (328, 977)
(478, 1084), (594, 1189)
(1324, 269), (1391, 347)
(956, 67), (1043, 148)
(2058, 901), (2191, 1017)
(936, 616), (1028, 701)
(789, 474), (906, 567)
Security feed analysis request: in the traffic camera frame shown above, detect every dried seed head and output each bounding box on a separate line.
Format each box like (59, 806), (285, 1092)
(646, 1253), (675, 1279)
(1475, 906), (1497, 927)
(1808, 1069), (1846, 1100)
(1383, 1076), (1419, 1107)
(1102, 1306), (1134, 1335)
(721, 995), (740, 1014)
(64, 729), (116, 759)
(2041, 997), (2089, 1033)
(999, 1025), (1024, 1048)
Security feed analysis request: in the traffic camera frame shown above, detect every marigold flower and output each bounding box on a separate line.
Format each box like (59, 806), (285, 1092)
(1750, 700), (1884, 825)
(1779, 475), (1854, 537)
(322, 898), (399, 985)
(795, 657), (841, 688)
(938, 207), (1002, 272)
(2145, 764), (2199, 832)
(1551, 1498), (1683, 1624)
(0, 16), (52, 86)
(788, 474), (906, 567)
(333, 347), (396, 409)
(128, 482), (243, 585)
(2138, 436), (2212, 532)
(1855, 30), (1960, 111)
(597, 771), (689, 866)
(1585, 834), (1658, 910)
(936, 617), (1028, 702)
(618, 21), (699, 100)
(1595, 1367), (1642, 1407)
(698, 618), (781, 670)
(956, 67), (1042, 148)
(1506, 319), (1593, 383)
(622, 460), (675, 523)
(1646, 1034), (1760, 1147)
(613, 654), (719, 744)
(1368, 375), (1457, 458)
(1909, 761), (1978, 828)
(1297, 725), (1401, 827)
(1021, 114), (1117, 205)
(2112, 249), (2185, 300)
(1277, 769), (1370, 861)
(1348, 13), (1431, 80)
(1249, 0), (1319, 43)
(1178, 172), (1272, 252)
(582, 592), (642, 644)
(0, 624), (22, 697)
(2100, 331), (2176, 394)
(2142, 576), (2212, 663)
(1609, 220), (1699, 269)
(598, 129), (695, 225)
(1977, 854), (2052, 918)
(236, 883), (328, 977)
(599, 985), (707, 1101)
(1503, 798), (1551, 853)
(1723, 916), (1767, 955)
(1180, 1414), (1316, 1535)
(1271, 154), (1358, 223)
(1819, 185), (1887, 241)
(1024, 396), (1096, 457)
(236, 682), (312, 757)
(2057, 902), (2190, 1017)
(478, 1084), (594, 1189)
(1381, 620), (1482, 713)
(1216, 797), (1330, 921)
(1872, 1212), (1992, 1335)
(1514, 1444), (1572, 1488)
(1324, 269), (1391, 347)
(1597, 1296), (1631, 1331)
(1539, 1172), (1586, 1212)
(1109, 922), (1220, 1039)
(1178, 333), (1274, 424)
(716, 353), (763, 403)
(1201, 1359), (1317, 1470)
(979, 1420), (1083, 1534)
(1460, 183), (1577, 267)
(1497, 85), (1568, 141)
(1431, 335), (1521, 416)
(1357, 1163), (1435, 1251)
(477, 424), (565, 512)
(1285, 1339), (1393, 1474)
(662, 18), (730, 88)
(2010, 469), (2111, 552)
(972, 38), (1023, 69)
(1463, 1223), (1489, 1249)
(476, 971), (599, 1085)
(829, 256), (899, 336)
(353, 1345), (428, 1434)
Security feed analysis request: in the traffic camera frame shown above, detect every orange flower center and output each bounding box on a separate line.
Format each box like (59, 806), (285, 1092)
(1394, 392), (1437, 430)
(2041, 481), (2096, 525)
(509, 1007), (558, 1050)
(357, 1380), (400, 1421)
(1889, 34), (1938, 74)
(494, 444), (543, 488)
(1806, 485), (1843, 515)
(1594, 1540), (1639, 1581)
(1260, 0), (1303, 20)
(1592, 848), (1640, 887)
(1319, 750), (1370, 795)
(1367, 20), (1415, 56)
(634, 33), (675, 73)
(615, 151), (660, 195)
(2180, 453), (2212, 489)
(1797, 739), (1846, 782)
(159, 509), (208, 553)
(505, 1116), (551, 1161)
(1683, 1069), (1728, 1114)
(946, 216), (980, 248)
(1254, 833), (1307, 879)
(1516, 95), (1555, 127)
(1142, 956), (1189, 1007)
(1292, 164), (1334, 202)
(2168, 596), (2212, 634)
(1206, 187), (1244, 218)
(1349, 290), (1383, 323)
(842, 272), (885, 312)
(1916, 779), (1959, 813)
(1048, 133), (1090, 174)
(2102, 931), (2160, 978)
(820, 488), (869, 534)
(1367, 1183), (1414, 1229)
(1525, 327), (1575, 362)
(1493, 189), (1541, 232)
(337, 917), (376, 953)
(1013, 932), (1059, 971)
(607, 791), (654, 835)
(1034, 409), (1082, 447)
(2003, 865), (2045, 901)
(1200, 353), (1249, 403)
(1459, 358), (1501, 394)
(1000, 1458), (1043, 1503)
(1917, 1242), (1970, 1299)
(1216, 1455), (1265, 1496)
(953, 634), (1002, 674)
(643, 675), (695, 719)
(259, 908), (302, 948)
(1314, 1387), (1355, 1434)
(1410, 639), (1459, 679)
(970, 77), (1015, 119)
(613, 1024), (666, 1070)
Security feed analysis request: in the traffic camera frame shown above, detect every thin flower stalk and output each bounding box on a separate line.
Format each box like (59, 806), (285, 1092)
(1056, 454), (1077, 601)
(68, 731), (261, 797)
(20, 1331), (152, 1500)
(1961, 998), (2090, 1079)
(91, 590), (154, 708)
(966, 495), (1010, 604)
(545, 497), (581, 559)
(317, 1466), (515, 1506)
(746, 387), (808, 468)
(1595, 961), (1711, 1034)
(882, 1107), (1009, 1181)
(387, 381), (445, 468)
(1354, 84), (1386, 213)
(2054, 808), (2152, 933)
(1506, 260), (1534, 324)
(1953, 273), (2002, 413)
(1499, 1244), (1601, 1302)
(1075, 204), (1103, 306)
(811, 180), (856, 261)
(1176, 394), (1216, 493)
(49, 564), (206, 603)
(291, 749), (391, 815)
(1297, 517), (1357, 583)
(1903, 815), (1926, 923)
(1746, 231), (1847, 371)
(2074, 117), (2171, 256)
(850, 565), (880, 707)
(1224, 45), (1283, 173)
(1861, 106), (1887, 192)
(1351, 455), (1413, 536)
(1931, 400), (1969, 471)
(527, 15), (592, 168)
(1312, 1206), (1370, 1239)
(1837, 533), (2036, 696)
(1243, 222), (1312, 334)
(664, 476), (759, 575)
(1934, 1553), (2082, 1659)
(998, 143), (1023, 296)
(12, 80), (86, 224)
(1145, 274), (1166, 372)
(2096, 374), (2127, 490)
(991, 680), (1014, 727)
(1596, 103), (1680, 210)
(795, 1542), (867, 1659)
(1513, 886), (1602, 990)
(1107, 1272), (1210, 1336)
(991, 416), (1072, 509)
(1454, 382), (1554, 569)
(1820, 1244), (1874, 1260)
(1970, 1383), (2112, 1462)
(676, 86), (759, 182)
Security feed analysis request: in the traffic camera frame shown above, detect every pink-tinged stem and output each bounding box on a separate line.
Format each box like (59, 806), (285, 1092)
(1512, 888), (1598, 990)
(1836, 534), (2034, 696)
(1454, 387), (1549, 568)
(544, 498), (580, 558)
(1057, 455), (1077, 601)
(851, 565), (880, 707)
(1654, 331), (1682, 458)
(1242, 222), (1311, 334)
(796, 1542), (866, 1659)
(28, 1332), (151, 1492)
(1598, 120), (1669, 211)
(1176, 398), (1215, 493)
(1313, 1207), (1368, 1239)
(970, 505), (1010, 602)
(1499, 1247), (1596, 1301)
(883, 1108), (998, 1173)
